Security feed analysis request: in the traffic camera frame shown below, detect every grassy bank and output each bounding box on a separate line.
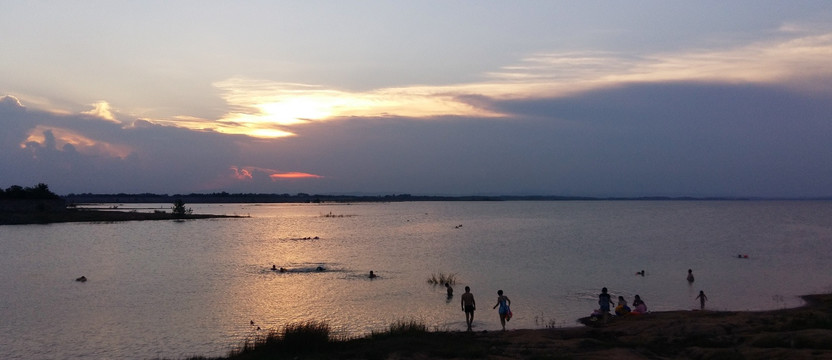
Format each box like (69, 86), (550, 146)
(181, 293), (832, 359)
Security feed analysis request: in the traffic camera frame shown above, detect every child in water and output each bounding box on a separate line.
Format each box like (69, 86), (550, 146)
(696, 290), (708, 310)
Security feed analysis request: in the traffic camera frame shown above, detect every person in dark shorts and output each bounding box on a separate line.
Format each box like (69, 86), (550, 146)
(461, 286), (476, 331)
(598, 287), (614, 323)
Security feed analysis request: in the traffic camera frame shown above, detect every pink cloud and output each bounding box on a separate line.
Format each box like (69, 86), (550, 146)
(269, 172), (323, 179)
(230, 166), (253, 180)
(230, 166), (322, 181)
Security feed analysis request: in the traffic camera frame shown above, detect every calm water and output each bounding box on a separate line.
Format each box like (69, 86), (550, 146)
(2, 201), (832, 359)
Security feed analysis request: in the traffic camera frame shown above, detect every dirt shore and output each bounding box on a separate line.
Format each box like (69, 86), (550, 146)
(223, 293), (832, 359)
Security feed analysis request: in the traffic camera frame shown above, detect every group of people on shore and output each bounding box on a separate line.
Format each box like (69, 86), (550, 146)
(593, 269), (710, 323)
(453, 285), (512, 331)
(451, 268), (711, 332)
(595, 287), (648, 322)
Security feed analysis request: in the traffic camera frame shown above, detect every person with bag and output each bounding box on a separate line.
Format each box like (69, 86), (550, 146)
(493, 289), (512, 331)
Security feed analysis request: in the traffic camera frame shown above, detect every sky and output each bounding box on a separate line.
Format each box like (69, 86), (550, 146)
(2, 1), (832, 197)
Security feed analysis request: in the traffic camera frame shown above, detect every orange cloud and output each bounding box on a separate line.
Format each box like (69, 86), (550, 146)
(23, 126), (132, 158)
(230, 166), (323, 181)
(230, 166), (253, 180)
(269, 172), (323, 179)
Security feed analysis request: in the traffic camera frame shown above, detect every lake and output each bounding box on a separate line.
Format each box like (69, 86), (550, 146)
(2, 201), (832, 359)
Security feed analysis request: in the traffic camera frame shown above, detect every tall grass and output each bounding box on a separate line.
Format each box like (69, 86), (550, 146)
(370, 319), (429, 339)
(229, 320), (333, 357)
(426, 272), (457, 285)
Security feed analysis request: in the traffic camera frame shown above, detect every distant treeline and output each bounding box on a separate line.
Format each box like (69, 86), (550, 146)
(62, 192), (753, 204)
(0, 183), (61, 200)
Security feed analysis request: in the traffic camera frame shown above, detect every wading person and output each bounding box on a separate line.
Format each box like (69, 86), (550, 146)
(493, 289), (511, 331)
(696, 290), (708, 310)
(461, 286), (476, 331)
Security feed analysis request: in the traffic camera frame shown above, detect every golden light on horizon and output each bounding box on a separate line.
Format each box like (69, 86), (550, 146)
(270, 172), (323, 179)
(136, 31), (832, 141)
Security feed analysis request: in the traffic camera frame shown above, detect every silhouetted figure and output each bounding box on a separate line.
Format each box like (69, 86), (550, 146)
(75, 276), (87, 282)
(687, 269), (695, 283)
(369, 270), (377, 278)
(632, 295), (647, 314)
(636, 270), (645, 276)
(316, 266), (325, 272)
(461, 286), (476, 331)
(493, 289), (512, 331)
(615, 295), (631, 316)
(696, 290), (708, 310)
(271, 265), (277, 271)
(597, 287), (614, 323)
(445, 283), (453, 298)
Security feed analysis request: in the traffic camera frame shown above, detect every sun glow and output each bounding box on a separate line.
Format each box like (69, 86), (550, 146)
(128, 30), (832, 140)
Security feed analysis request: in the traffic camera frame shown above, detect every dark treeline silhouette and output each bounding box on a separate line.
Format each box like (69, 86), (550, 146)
(63, 192), (754, 204)
(0, 183), (61, 200)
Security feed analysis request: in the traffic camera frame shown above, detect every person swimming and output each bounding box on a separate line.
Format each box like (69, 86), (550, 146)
(636, 270), (645, 276)
(369, 270), (377, 278)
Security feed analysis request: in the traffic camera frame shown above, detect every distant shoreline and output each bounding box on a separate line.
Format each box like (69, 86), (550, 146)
(63, 193), (832, 204)
(0, 209), (246, 225)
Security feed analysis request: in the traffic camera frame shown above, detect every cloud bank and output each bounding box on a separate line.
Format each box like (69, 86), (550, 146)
(2, 29), (832, 197)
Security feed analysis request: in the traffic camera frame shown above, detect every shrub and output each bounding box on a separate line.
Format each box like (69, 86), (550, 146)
(427, 272), (457, 285)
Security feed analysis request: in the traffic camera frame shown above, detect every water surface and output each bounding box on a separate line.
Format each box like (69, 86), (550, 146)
(2, 201), (831, 359)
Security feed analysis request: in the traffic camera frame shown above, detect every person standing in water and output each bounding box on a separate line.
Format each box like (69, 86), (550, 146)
(598, 287), (614, 323)
(696, 290), (708, 310)
(445, 283), (453, 298)
(461, 286), (476, 331)
(493, 289), (511, 331)
(687, 269), (695, 283)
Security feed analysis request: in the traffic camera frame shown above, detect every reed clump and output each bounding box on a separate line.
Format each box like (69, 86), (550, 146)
(426, 272), (457, 285)
(229, 321), (334, 358)
(372, 319), (428, 338)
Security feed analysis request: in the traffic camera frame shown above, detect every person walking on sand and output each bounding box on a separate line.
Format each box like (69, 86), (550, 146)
(696, 290), (708, 310)
(461, 286), (476, 331)
(687, 269), (695, 283)
(493, 289), (511, 331)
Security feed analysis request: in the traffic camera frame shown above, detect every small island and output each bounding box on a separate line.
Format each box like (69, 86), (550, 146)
(0, 183), (245, 225)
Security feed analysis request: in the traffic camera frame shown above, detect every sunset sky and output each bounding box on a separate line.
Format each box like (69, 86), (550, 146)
(2, 1), (832, 197)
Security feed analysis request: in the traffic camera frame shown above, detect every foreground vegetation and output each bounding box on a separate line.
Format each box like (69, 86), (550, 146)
(179, 293), (832, 359)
